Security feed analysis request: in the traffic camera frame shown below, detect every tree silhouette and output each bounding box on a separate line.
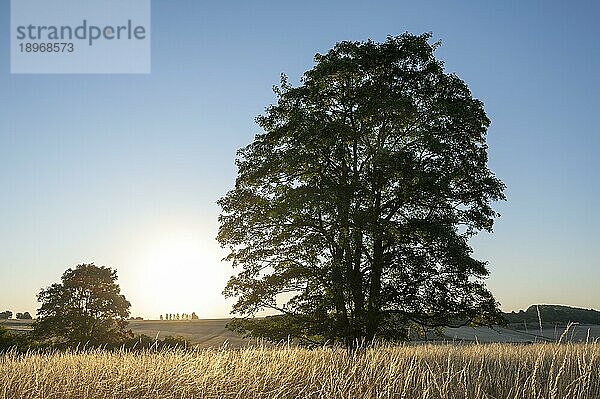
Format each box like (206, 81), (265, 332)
(0, 311), (12, 320)
(191, 312), (199, 320)
(218, 33), (505, 346)
(15, 312), (32, 320)
(34, 263), (132, 346)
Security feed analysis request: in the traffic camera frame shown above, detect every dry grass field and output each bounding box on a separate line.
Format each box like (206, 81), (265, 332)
(2, 342), (599, 399)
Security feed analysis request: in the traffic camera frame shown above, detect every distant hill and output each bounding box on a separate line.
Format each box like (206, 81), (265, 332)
(504, 305), (600, 326)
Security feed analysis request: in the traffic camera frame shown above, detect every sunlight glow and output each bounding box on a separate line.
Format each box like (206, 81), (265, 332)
(130, 231), (230, 319)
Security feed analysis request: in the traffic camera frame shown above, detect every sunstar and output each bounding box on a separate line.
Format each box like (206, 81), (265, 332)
(15, 19), (147, 46)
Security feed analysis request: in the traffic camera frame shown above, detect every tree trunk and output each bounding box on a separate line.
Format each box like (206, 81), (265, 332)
(366, 190), (383, 342)
(350, 229), (364, 343)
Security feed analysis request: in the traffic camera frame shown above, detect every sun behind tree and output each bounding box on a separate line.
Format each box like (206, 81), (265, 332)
(34, 263), (132, 347)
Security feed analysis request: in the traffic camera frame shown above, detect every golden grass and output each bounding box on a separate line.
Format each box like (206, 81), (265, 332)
(1, 342), (599, 399)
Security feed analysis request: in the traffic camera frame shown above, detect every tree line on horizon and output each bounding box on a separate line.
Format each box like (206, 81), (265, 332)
(159, 313), (199, 321)
(505, 305), (600, 327)
(0, 311), (32, 320)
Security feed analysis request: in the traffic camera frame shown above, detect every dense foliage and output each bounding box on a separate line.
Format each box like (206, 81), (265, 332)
(218, 33), (505, 346)
(16, 312), (32, 320)
(0, 311), (12, 320)
(34, 263), (132, 346)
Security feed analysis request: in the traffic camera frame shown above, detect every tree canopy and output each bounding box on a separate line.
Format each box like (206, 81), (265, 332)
(16, 312), (32, 320)
(34, 263), (132, 346)
(218, 33), (505, 346)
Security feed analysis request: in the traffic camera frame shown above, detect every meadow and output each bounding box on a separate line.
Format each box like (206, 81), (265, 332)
(2, 342), (599, 399)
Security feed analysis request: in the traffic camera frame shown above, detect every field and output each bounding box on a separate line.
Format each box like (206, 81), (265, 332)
(3, 320), (600, 398)
(126, 319), (250, 348)
(5, 319), (600, 346)
(1, 319), (251, 348)
(2, 342), (600, 399)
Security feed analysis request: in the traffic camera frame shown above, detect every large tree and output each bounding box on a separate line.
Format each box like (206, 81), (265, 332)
(218, 33), (505, 346)
(34, 263), (132, 346)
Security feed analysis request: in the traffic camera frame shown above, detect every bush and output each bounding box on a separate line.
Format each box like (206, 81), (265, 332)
(0, 325), (36, 352)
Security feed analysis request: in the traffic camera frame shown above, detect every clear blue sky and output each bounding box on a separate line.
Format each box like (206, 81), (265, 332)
(1, 1), (599, 319)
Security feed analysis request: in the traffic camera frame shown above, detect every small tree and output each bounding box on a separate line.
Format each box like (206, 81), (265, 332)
(34, 263), (132, 346)
(191, 312), (199, 320)
(0, 311), (12, 320)
(16, 312), (32, 320)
